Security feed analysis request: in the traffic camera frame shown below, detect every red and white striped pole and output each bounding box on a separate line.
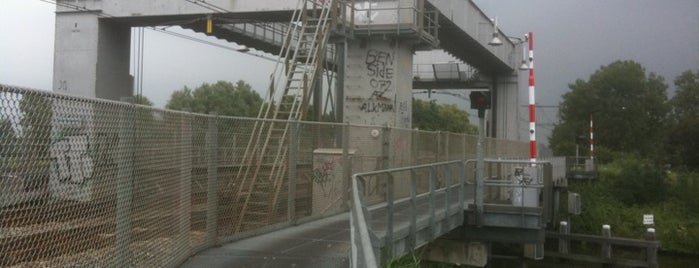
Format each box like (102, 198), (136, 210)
(527, 32), (536, 163)
(590, 114), (595, 161)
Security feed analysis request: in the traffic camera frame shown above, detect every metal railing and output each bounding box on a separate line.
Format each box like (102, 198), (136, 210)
(465, 159), (553, 229)
(0, 84), (528, 267)
(350, 160), (464, 267)
(352, 0), (439, 46)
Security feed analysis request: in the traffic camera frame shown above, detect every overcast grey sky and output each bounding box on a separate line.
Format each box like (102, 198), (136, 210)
(1, 0), (698, 139)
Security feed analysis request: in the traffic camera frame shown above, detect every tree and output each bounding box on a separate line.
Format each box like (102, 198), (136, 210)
(666, 70), (699, 169)
(165, 80), (263, 117)
(412, 99), (477, 134)
(549, 60), (670, 161)
(134, 94), (153, 106)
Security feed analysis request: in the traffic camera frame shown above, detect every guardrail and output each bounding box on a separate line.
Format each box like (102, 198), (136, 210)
(350, 160), (464, 267)
(547, 222), (659, 268)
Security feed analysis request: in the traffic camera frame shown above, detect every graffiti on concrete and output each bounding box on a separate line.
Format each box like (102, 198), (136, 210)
(365, 49), (394, 100)
(311, 158), (338, 197)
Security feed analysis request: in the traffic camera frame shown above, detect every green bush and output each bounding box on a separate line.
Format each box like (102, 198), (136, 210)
(568, 165), (699, 254)
(600, 154), (668, 205)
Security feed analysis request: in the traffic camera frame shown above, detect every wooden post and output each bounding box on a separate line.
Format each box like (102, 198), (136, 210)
(601, 225), (612, 259)
(646, 228), (658, 268)
(558, 221), (569, 254)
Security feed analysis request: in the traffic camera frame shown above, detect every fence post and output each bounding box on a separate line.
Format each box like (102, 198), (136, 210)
(342, 122), (350, 209)
(385, 173), (394, 260)
(409, 170), (417, 251)
(646, 228), (658, 268)
(436, 131), (442, 162)
(558, 221), (569, 254)
(288, 120), (299, 223)
(206, 113), (218, 246)
(115, 97), (135, 266)
(429, 166), (437, 238)
(601, 225), (612, 259)
(178, 110), (192, 254)
(382, 125), (391, 169)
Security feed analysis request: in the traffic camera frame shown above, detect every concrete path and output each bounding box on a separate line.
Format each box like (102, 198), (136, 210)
(179, 213), (351, 268)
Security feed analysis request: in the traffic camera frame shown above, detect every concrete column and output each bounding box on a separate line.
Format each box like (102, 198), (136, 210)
(53, 11), (132, 100)
(342, 38), (413, 171)
(492, 72), (520, 140)
(342, 38), (412, 128)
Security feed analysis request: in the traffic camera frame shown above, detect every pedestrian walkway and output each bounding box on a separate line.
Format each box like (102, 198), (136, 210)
(179, 213), (351, 267)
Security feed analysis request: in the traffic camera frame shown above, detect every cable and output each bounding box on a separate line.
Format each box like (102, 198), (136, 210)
(184, 0), (232, 13)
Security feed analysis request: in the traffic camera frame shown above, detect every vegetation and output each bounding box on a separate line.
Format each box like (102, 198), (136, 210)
(165, 80), (263, 117)
(569, 159), (699, 254)
(549, 60), (669, 162)
(666, 70), (699, 170)
(550, 61), (699, 255)
(412, 99), (477, 134)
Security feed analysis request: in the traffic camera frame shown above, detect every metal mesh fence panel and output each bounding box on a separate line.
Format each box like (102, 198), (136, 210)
(0, 84), (530, 267)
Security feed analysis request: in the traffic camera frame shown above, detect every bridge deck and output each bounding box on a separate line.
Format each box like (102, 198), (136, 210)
(179, 195), (475, 267)
(179, 213), (352, 267)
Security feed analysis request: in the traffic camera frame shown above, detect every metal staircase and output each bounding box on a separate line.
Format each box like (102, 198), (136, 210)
(233, 0), (335, 232)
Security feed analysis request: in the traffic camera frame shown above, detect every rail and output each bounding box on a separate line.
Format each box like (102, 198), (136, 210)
(350, 160), (464, 267)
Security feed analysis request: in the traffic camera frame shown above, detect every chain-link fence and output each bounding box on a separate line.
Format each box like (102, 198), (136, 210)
(0, 84), (528, 267)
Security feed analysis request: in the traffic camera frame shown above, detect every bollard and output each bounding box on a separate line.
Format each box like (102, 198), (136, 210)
(558, 221), (569, 254)
(646, 228), (658, 268)
(601, 225), (612, 259)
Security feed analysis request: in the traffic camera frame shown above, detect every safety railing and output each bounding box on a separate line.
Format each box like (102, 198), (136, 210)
(350, 160), (464, 267)
(0, 84), (528, 267)
(412, 63), (481, 83)
(352, 0), (439, 47)
(464, 159), (553, 229)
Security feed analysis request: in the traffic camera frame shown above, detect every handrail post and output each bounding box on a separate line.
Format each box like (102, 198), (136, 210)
(646, 228), (658, 268)
(558, 221), (569, 254)
(601, 225), (612, 259)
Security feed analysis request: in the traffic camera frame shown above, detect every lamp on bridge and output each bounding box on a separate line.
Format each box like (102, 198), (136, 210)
(487, 17), (503, 46)
(507, 35), (530, 71)
(486, 18), (529, 71)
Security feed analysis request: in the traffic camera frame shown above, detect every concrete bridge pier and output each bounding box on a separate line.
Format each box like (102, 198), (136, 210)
(491, 72), (520, 140)
(53, 11), (132, 100)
